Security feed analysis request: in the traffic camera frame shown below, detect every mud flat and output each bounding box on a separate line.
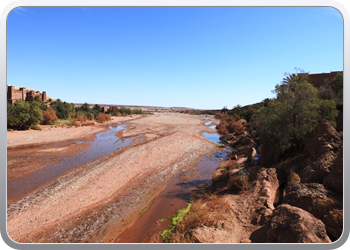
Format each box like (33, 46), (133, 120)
(7, 113), (218, 243)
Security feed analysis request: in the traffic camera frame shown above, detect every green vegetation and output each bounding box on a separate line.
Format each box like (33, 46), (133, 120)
(214, 70), (341, 153)
(165, 195), (231, 243)
(51, 99), (76, 119)
(114, 106), (143, 116)
(7, 95), (144, 130)
(7, 100), (43, 130)
(252, 71), (339, 150)
(160, 202), (192, 242)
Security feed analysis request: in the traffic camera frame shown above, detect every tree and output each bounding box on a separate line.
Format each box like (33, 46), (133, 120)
(221, 106), (228, 114)
(92, 104), (102, 112)
(7, 100), (43, 130)
(253, 72), (338, 150)
(81, 103), (90, 112)
(7, 102), (20, 128)
(51, 99), (75, 119)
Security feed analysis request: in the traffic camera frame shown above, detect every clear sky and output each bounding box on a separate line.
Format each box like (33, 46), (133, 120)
(7, 7), (343, 109)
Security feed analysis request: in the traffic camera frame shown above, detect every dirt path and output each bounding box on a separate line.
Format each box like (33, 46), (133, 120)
(7, 113), (218, 243)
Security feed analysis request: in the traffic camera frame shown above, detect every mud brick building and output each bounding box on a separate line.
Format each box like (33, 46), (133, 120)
(307, 71), (342, 88)
(7, 85), (47, 104)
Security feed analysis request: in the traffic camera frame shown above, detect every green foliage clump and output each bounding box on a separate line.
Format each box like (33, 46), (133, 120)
(51, 99), (75, 119)
(252, 71), (338, 150)
(160, 202), (192, 242)
(7, 100), (43, 130)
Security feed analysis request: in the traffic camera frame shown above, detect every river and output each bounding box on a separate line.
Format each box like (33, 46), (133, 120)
(114, 124), (228, 242)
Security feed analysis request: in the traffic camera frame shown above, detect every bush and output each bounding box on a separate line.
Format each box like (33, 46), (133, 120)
(95, 113), (112, 123)
(81, 121), (95, 126)
(166, 196), (231, 243)
(70, 119), (81, 127)
(76, 113), (88, 122)
(228, 170), (250, 194)
(42, 108), (59, 125)
(227, 120), (245, 134)
(30, 124), (42, 130)
(7, 100), (43, 130)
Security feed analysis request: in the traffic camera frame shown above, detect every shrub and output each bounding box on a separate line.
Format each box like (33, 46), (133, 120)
(70, 119), (81, 127)
(81, 121), (95, 126)
(166, 196), (231, 243)
(42, 108), (59, 125)
(227, 120), (245, 134)
(227, 170), (250, 194)
(95, 113), (112, 123)
(76, 113), (88, 122)
(216, 119), (229, 135)
(30, 124), (42, 130)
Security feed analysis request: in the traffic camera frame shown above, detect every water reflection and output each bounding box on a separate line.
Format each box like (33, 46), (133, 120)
(202, 132), (221, 143)
(8, 124), (141, 202)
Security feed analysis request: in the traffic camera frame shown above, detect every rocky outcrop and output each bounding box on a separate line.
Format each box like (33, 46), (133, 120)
(231, 135), (257, 163)
(322, 209), (343, 241)
(260, 138), (282, 168)
(304, 120), (341, 160)
(299, 151), (333, 183)
(323, 146), (343, 194)
(300, 120), (342, 188)
(257, 204), (331, 243)
(190, 119), (343, 244)
(282, 183), (342, 219)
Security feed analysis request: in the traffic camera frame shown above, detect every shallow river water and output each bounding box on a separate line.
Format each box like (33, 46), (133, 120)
(114, 128), (227, 243)
(7, 124), (141, 202)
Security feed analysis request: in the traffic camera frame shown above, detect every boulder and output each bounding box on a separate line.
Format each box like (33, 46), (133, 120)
(304, 120), (341, 160)
(323, 147), (343, 194)
(262, 204), (331, 243)
(282, 183), (342, 219)
(260, 138), (282, 168)
(322, 209), (343, 241)
(232, 135), (256, 148)
(299, 151), (333, 183)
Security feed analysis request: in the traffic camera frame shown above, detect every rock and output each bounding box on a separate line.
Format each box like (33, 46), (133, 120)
(322, 209), (343, 241)
(232, 135), (256, 148)
(299, 151), (333, 183)
(282, 183), (342, 219)
(262, 204), (331, 243)
(219, 133), (234, 142)
(323, 146), (343, 194)
(260, 138), (282, 168)
(304, 120), (341, 160)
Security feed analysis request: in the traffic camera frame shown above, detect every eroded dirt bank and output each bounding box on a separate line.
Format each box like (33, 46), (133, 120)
(7, 113), (218, 243)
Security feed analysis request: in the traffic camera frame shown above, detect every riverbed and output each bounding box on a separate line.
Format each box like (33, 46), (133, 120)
(114, 122), (227, 243)
(7, 113), (220, 243)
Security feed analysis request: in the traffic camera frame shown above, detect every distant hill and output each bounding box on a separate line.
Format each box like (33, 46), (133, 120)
(73, 103), (195, 112)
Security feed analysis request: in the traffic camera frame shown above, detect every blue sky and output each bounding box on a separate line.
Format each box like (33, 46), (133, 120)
(7, 7), (343, 109)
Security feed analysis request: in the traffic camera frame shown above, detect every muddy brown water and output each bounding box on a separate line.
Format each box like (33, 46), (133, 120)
(7, 124), (142, 202)
(114, 148), (229, 243)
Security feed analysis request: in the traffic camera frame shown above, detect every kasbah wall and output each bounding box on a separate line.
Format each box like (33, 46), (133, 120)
(307, 71), (342, 88)
(7, 85), (47, 104)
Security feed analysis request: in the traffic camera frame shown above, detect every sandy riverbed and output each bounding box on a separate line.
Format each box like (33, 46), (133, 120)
(7, 112), (219, 243)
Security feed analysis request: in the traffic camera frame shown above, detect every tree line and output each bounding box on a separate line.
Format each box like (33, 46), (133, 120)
(7, 98), (144, 130)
